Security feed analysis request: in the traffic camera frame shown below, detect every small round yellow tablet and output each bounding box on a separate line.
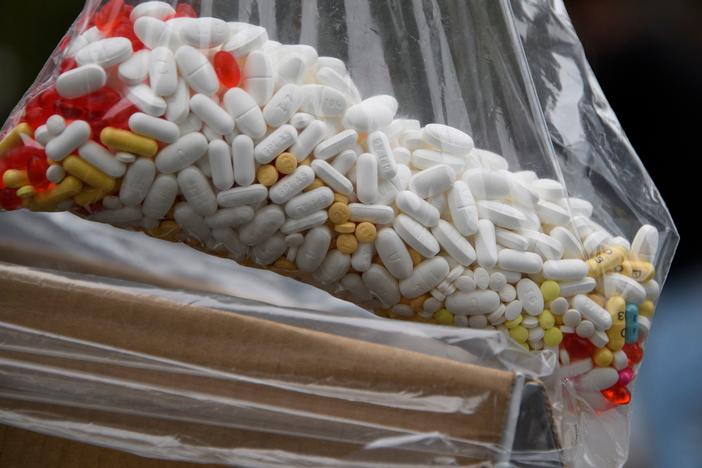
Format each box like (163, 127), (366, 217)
(334, 193), (349, 204)
(16, 186), (36, 198)
(328, 202), (350, 224)
(539, 310), (555, 329)
(257, 165), (279, 187)
(337, 234), (359, 254)
(434, 309), (453, 326)
(593, 347), (613, 367)
(505, 315), (523, 329)
(304, 178), (325, 192)
(543, 327), (563, 347)
(334, 222), (356, 234)
(540, 280), (560, 302)
(275, 152), (297, 175)
(355, 222), (377, 243)
(509, 325), (529, 343)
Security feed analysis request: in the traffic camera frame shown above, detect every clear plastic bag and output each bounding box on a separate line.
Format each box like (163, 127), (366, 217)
(0, 0), (678, 466)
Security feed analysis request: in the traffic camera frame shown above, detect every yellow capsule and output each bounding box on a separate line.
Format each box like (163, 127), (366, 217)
(337, 234), (359, 254)
(303, 177), (325, 192)
(588, 294), (606, 307)
(73, 188), (106, 206)
(35, 176), (83, 210)
(539, 310), (555, 329)
(333, 193), (349, 204)
(0, 123), (32, 156)
(355, 222), (377, 243)
(328, 202), (351, 224)
(63, 156), (115, 192)
(505, 315), (523, 329)
(540, 281), (560, 302)
(16, 185), (36, 198)
(3, 169), (30, 188)
(100, 127), (158, 158)
(606, 296), (626, 352)
(639, 300), (655, 318)
(587, 246), (626, 277)
(543, 327), (563, 347)
(509, 325), (529, 343)
(334, 222), (356, 234)
(593, 348), (614, 367)
(273, 257), (297, 270)
(275, 152), (298, 175)
(408, 248), (423, 266)
(434, 308), (454, 326)
(618, 260), (656, 283)
(256, 164), (279, 187)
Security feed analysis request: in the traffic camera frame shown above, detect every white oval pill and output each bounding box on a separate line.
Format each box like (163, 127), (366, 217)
(76, 37), (132, 68)
(356, 153), (379, 205)
(296, 226), (332, 272)
(351, 242), (375, 272)
(178, 166), (217, 216)
(155, 133), (208, 174)
(173, 202), (210, 240)
(128, 112), (180, 144)
(289, 120), (327, 161)
(269, 165), (316, 205)
(409, 165), (455, 199)
(213, 228), (248, 261)
(180, 17), (230, 49)
(164, 79), (190, 124)
(536, 199), (571, 226)
(127, 84), (167, 117)
(517, 278), (544, 316)
(396, 191), (439, 227)
(224, 25), (268, 57)
(367, 131), (398, 180)
(504, 300), (523, 320)
(362, 264), (401, 306)
(314, 129), (358, 160)
(239, 205), (286, 245)
(57, 64), (107, 99)
(263, 84), (304, 127)
(207, 140), (234, 191)
(281, 210), (328, 234)
(498, 249), (543, 274)
(148, 47), (178, 97)
(243, 50), (274, 105)
(46, 165), (66, 184)
(399, 257), (449, 299)
(495, 228), (530, 251)
(217, 184), (268, 208)
(311, 159), (354, 196)
(559, 277), (597, 297)
(531, 178), (566, 201)
(578, 368), (619, 391)
(573, 294), (612, 330)
(343, 99), (394, 133)
(393, 214), (440, 258)
(206, 207), (255, 229)
(91, 206), (143, 225)
(349, 204), (395, 225)
(603, 273), (647, 304)
(411, 149), (465, 173)
(477, 200), (528, 230)
(285, 187), (334, 219)
(375, 228), (414, 280)
(226, 136), (253, 189)
(446, 290), (501, 316)
(341, 273), (374, 302)
(223, 88), (267, 139)
(130, 1), (175, 21)
(175, 46), (219, 96)
(314, 250), (351, 284)
(549, 226), (586, 259)
(431, 220), (476, 266)
(254, 125), (297, 164)
(631, 224), (659, 263)
(276, 54), (306, 88)
(475, 219), (498, 269)
(46, 121), (91, 161)
(422, 124), (474, 156)
(190, 94), (235, 136)
(142, 174), (178, 219)
(543, 259), (588, 281)
(447, 181), (478, 236)
(331, 149), (358, 175)
(302, 85), (348, 118)
(117, 158), (155, 207)
(252, 234), (286, 266)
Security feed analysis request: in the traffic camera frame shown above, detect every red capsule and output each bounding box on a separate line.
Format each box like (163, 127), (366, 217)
(601, 384), (631, 406)
(623, 343), (644, 366)
(56, 87), (121, 121)
(2, 145), (44, 171)
(563, 333), (595, 360)
(94, 0), (125, 35)
(27, 156), (49, 189)
(214, 51), (241, 88)
(175, 3), (198, 18)
(24, 88), (60, 129)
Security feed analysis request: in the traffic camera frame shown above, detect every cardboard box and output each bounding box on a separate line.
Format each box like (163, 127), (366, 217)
(0, 262), (561, 466)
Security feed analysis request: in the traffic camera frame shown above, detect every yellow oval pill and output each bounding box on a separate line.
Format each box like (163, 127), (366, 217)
(355, 222), (377, 243)
(509, 325), (529, 343)
(257, 164), (279, 187)
(434, 309), (454, 326)
(505, 315), (523, 329)
(639, 300), (655, 318)
(540, 280), (560, 302)
(100, 127), (158, 158)
(63, 156), (115, 192)
(328, 202), (350, 224)
(543, 327), (563, 347)
(539, 310), (555, 329)
(337, 234), (359, 254)
(593, 348), (614, 367)
(3, 169), (29, 188)
(334, 222), (356, 234)
(16, 186), (36, 198)
(0, 123), (32, 156)
(275, 152), (298, 175)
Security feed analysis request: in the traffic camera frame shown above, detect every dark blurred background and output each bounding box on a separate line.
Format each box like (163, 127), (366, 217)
(0, 1), (699, 467)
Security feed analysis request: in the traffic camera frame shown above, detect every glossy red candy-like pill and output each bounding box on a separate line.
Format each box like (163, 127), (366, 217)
(0, 188), (22, 210)
(27, 156), (49, 189)
(601, 384), (631, 405)
(563, 333), (595, 360)
(175, 3), (198, 18)
(623, 343), (644, 366)
(2, 145), (44, 171)
(214, 51), (241, 88)
(60, 57), (78, 73)
(25, 88), (60, 129)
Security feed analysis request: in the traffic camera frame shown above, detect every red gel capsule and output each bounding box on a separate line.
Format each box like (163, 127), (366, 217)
(214, 51), (241, 88)
(2, 146), (44, 171)
(0, 188), (22, 211)
(601, 384), (631, 406)
(175, 3), (198, 18)
(563, 333), (595, 360)
(623, 343), (644, 366)
(27, 156), (49, 189)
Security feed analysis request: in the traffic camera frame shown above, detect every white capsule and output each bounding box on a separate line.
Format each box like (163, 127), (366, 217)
(76, 37), (132, 68)
(477, 201), (528, 230)
(462, 170), (510, 200)
(239, 205), (286, 246)
(263, 84), (304, 128)
(243, 50), (274, 105)
(572, 294), (612, 330)
(66, 26), (104, 57)
(155, 133), (208, 174)
(222, 88), (266, 140)
(351, 242), (375, 273)
(205, 140), (234, 191)
(212, 228), (247, 261)
(531, 178), (565, 201)
(314, 129), (358, 160)
(269, 165), (316, 204)
(56, 64), (107, 99)
(395, 191), (439, 227)
(631, 224), (659, 263)
(142, 174), (178, 219)
(497, 249), (543, 274)
(603, 273), (647, 304)
(362, 265), (401, 307)
(229, 134), (255, 187)
(559, 358), (593, 379)
(543, 259), (588, 281)
(446, 290), (501, 316)
(163, 79), (190, 124)
(314, 250), (351, 284)
(289, 120), (326, 161)
(643, 280), (660, 301)
(177, 166), (217, 217)
(375, 228), (413, 280)
(217, 184), (268, 208)
(127, 84), (167, 117)
(409, 165), (455, 199)
(91, 206), (143, 225)
(348, 204), (394, 225)
(130, 1), (175, 21)
(422, 124), (474, 156)
(180, 17), (230, 49)
(494, 228), (529, 251)
(285, 187), (334, 219)
(536, 200), (571, 226)
(432, 220), (476, 267)
(343, 99), (394, 133)
(172, 202), (209, 240)
(446, 181), (478, 236)
(281, 210), (328, 235)
(550, 226), (586, 259)
(117, 158), (155, 207)
(252, 234), (286, 266)
(296, 226), (332, 272)
(254, 125), (297, 164)
(411, 149), (465, 174)
(578, 368), (619, 392)
(311, 159), (353, 196)
(399, 257), (449, 299)
(521, 229), (564, 261)
(175, 46), (219, 96)
(45, 121), (91, 161)
(34, 126), (52, 146)
(128, 112), (180, 144)
(559, 277), (597, 297)
(145, 47), (177, 97)
(475, 219), (498, 269)
(189, 94), (234, 136)
(362, 131), (396, 181)
(354, 153), (379, 205)
(393, 214), (440, 258)
(78, 141), (126, 178)
(223, 25), (268, 57)
(517, 278), (544, 316)
(301, 85), (348, 118)
(341, 274), (374, 302)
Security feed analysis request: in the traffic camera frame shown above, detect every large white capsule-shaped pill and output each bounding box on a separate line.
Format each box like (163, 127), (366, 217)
(475, 219), (498, 269)
(78, 141), (126, 178)
(56, 64), (106, 99)
(243, 50), (274, 105)
(269, 165), (316, 205)
(447, 181), (478, 236)
(128, 112), (180, 144)
(252, 234), (286, 266)
(302, 85), (347, 118)
(517, 278), (544, 316)
(396, 191), (439, 227)
(165, 79), (190, 124)
(400, 257), (449, 299)
(577, 368), (619, 392)
(631, 224), (659, 263)
(477, 201), (528, 230)
(446, 290), (501, 316)
(213, 228), (248, 261)
(289, 120), (326, 161)
(254, 125), (297, 164)
(46, 121), (91, 162)
(311, 160), (354, 196)
(643, 280), (660, 301)
(463, 170), (510, 200)
(177, 166), (217, 216)
(76, 37), (132, 68)
(155, 133), (208, 174)
(367, 131), (398, 181)
(422, 124), (474, 156)
(341, 274), (374, 302)
(281, 210), (328, 235)
(356, 153), (379, 205)
(223, 88), (267, 139)
(343, 97), (395, 133)
(148, 47), (178, 97)
(314, 129), (358, 161)
(531, 178), (566, 201)
(231, 134), (256, 187)
(180, 17), (231, 49)
(189, 94), (235, 136)
(393, 214), (440, 258)
(409, 165), (455, 199)
(521, 229), (564, 261)
(351, 242), (375, 272)
(573, 294), (612, 330)
(263, 84), (304, 127)
(130, 1), (175, 21)
(549, 226), (586, 259)
(536, 200), (571, 226)
(543, 259), (588, 281)
(133, 17), (170, 49)
(206, 207), (255, 229)
(276, 55), (306, 88)
(127, 84), (167, 117)
(239, 205), (286, 246)
(175, 46), (219, 96)
(217, 184), (268, 208)
(285, 187), (334, 219)
(411, 149), (465, 174)
(495, 228), (530, 251)
(296, 226), (332, 272)
(173, 202), (210, 241)
(315, 250), (351, 284)
(119, 158), (156, 207)
(431, 220), (476, 266)
(290, 112), (313, 130)
(143, 174), (178, 219)
(362, 264), (401, 306)
(223, 25), (268, 57)
(207, 140), (234, 191)
(66, 26), (104, 58)
(559, 277), (597, 297)
(317, 67), (361, 101)
(332, 149), (358, 175)
(349, 204), (395, 225)
(91, 206), (143, 225)
(497, 249), (543, 274)
(375, 228), (413, 280)
(603, 273), (647, 304)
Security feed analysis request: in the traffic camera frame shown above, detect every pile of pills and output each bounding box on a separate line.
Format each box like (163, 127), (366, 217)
(0, 0), (661, 407)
